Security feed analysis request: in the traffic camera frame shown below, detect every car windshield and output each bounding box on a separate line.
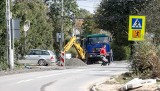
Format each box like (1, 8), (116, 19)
(88, 37), (109, 44)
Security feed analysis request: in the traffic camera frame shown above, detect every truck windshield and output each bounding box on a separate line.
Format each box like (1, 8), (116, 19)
(88, 37), (109, 44)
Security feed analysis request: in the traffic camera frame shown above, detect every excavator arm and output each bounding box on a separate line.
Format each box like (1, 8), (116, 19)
(73, 42), (86, 60)
(63, 36), (86, 60)
(63, 36), (76, 52)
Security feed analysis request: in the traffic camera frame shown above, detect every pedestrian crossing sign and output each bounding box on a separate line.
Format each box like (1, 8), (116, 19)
(132, 18), (142, 29)
(128, 15), (146, 41)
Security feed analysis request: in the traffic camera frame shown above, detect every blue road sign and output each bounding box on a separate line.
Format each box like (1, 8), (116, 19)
(132, 18), (142, 29)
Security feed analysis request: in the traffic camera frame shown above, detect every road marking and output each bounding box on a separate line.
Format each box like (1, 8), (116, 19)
(36, 69), (85, 79)
(17, 79), (34, 84)
(16, 69), (85, 84)
(36, 75), (54, 78)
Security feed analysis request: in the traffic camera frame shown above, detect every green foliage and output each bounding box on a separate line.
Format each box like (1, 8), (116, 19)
(139, 1), (160, 33)
(78, 9), (91, 18)
(95, 0), (150, 46)
(112, 44), (126, 61)
(81, 16), (101, 37)
(82, 16), (93, 36)
(95, 1), (129, 46)
(0, 0), (7, 68)
(49, 0), (79, 32)
(12, 1), (54, 56)
(131, 39), (160, 78)
(139, 0), (160, 45)
(0, 61), (9, 71)
(49, 0), (79, 50)
(110, 41), (131, 61)
(124, 46), (131, 60)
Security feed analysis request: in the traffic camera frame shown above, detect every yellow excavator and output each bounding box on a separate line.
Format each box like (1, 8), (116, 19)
(63, 34), (112, 64)
(63, 36), (86, 61)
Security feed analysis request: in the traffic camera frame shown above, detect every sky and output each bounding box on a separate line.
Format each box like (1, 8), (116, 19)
(76, 0), (101, 13)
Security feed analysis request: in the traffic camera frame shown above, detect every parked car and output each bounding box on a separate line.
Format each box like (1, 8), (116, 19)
(23, 49), (57, 66)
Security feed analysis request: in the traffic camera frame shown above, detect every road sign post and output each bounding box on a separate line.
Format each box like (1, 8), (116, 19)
(23, 20), (30, 55)
(128, 15), (146, 41)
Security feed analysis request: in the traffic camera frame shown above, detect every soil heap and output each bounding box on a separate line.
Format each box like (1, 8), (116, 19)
(65, 58), (87, 66)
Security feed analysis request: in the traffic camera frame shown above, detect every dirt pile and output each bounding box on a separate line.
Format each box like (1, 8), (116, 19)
(65, 58), (87, 66)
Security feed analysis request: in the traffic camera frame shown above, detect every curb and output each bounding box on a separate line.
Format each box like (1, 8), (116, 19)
(90, 72), (128, 91)
(90, 78), (110, 91)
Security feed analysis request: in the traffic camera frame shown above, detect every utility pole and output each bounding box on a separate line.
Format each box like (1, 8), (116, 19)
(6, 0), (14, 70)
(60, 0), (64, 50)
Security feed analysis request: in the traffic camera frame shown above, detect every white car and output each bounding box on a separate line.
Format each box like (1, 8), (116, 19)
(23, 49), (57, 66)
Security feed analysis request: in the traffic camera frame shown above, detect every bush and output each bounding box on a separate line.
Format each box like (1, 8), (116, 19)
(124, 46), (131, 60)
(131, 40), (160, 78)
(112, 45), (129, 61)
(0, 61), (8, 71)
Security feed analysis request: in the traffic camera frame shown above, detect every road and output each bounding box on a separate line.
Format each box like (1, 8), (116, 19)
(0, 61), (129, 91)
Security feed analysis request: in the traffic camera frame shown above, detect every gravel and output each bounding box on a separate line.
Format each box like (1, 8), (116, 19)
(0, 66), (64, 77)
(0, 58), (87, 77)
(65, 58), (87, 66)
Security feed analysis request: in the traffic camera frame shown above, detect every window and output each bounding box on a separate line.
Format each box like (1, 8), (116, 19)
(41, 51), (50, 55)
(88, 37), (109, 44)
(27, 50), (41, 55)
(48, 50), (55, 55)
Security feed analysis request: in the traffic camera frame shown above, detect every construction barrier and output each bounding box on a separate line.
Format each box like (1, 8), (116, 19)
(60, 51), (65, 66)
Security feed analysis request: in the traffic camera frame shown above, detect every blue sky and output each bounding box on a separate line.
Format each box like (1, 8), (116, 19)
(76, 0), (101, 13)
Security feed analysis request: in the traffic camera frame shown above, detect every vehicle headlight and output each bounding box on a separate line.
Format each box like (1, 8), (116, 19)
(89, 55), (93, 57)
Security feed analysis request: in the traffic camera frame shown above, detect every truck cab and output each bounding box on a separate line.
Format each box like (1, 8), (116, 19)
(85, 34), (111, 64)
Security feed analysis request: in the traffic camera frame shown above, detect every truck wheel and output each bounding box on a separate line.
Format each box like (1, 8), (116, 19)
(87, 59), (92, 64)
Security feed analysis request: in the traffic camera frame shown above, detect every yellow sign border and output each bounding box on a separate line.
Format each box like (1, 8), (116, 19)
(128, 15), (146, 41)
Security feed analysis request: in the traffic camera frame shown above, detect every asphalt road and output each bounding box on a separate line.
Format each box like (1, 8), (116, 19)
(0, 61), (129, 91)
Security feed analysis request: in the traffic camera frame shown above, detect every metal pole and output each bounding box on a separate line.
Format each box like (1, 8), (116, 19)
(60, 0), (64, 50)
(6, 0), (14, 70)
(24, 31), (27, 55)
(72, 0), (76, 37)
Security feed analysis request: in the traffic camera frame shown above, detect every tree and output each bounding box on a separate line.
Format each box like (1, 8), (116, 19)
(78, 9), (91, 18)
(49, 0), (79, 50)
(81, 16), (100, 37)
(0, 0), (8, 69)
(139, 0), (160, 45)
(95, 0), (150, 46)
(12, 1), (54, 56)
(95, 0), (151, 60)
(76, 9), (101, 37)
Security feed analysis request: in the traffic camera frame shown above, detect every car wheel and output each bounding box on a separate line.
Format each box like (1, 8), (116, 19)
(38, 59), (47, 66)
